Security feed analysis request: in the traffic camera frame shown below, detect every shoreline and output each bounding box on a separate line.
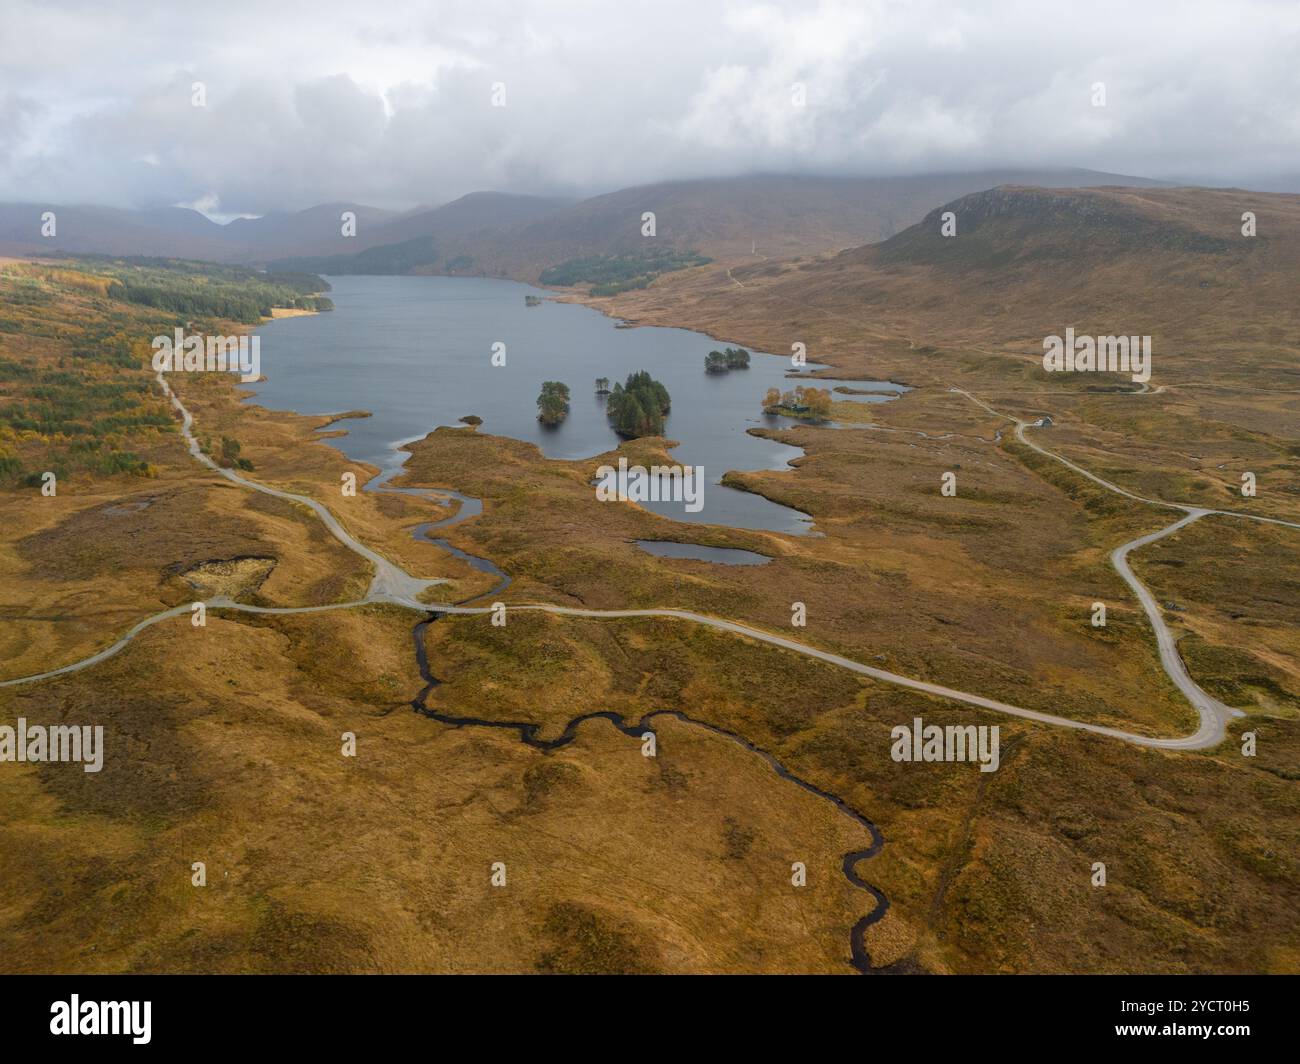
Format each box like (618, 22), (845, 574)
(545, 269), (916, 391)
(231, 281), (827, 538)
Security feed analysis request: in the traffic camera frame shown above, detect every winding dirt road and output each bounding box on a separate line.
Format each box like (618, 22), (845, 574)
(7, 370), (1292, 974)
(950, 386), (1300, 746)
(8, 373), (1296, 753)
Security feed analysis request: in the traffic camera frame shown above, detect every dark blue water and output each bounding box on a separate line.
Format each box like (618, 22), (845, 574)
(246, 275), (898, 534)
(815, 378), (908, 401)
(634, 541), (772, 565)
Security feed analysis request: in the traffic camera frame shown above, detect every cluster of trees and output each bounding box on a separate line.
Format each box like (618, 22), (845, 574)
(536, 381), (571, 425)
(12, 448), (154, 485)
(269, 235), (443, 277)
(704, 347), (750, 373)
(0, 266), (172, 485)
(539, 248), (712, 296)
(0, 433), (157, 486)
(594, 377), (611, 394)
(0, 259), (296, 487)
(0, 369), (168, 441)
(216, 436), (255, 471)
(107, 281), (331, 323)
(763, 385), (834, 421)
(90, 259), (334, 324)
(606, 371), (671, 437)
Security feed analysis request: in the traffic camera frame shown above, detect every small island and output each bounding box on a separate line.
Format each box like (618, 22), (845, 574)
(536, 381), (571, 425)
(525, 294), (542, 306)
(594, 376), (611, 395)
(607, 370), (671, 437)
(763, 385), (833, 422)
(704, 346), (750, 373)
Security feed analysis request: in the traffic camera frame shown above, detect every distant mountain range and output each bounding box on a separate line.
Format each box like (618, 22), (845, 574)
(621, 182), (1300, 375)
(819, 182), (1298, 327)
(0, 169), (1171, 282)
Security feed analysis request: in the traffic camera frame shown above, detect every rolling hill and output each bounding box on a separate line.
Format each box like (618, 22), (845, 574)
(604, 184), (1300, 367)
(0, 201), (402, 263)
(3, 169), (1167, 279)
(266, 191), (574, 275)
(270, 169), (1169, 281)
(0, 203), (243, 261)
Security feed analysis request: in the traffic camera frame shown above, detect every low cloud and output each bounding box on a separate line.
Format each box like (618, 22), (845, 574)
(3, 0), (1297, 212)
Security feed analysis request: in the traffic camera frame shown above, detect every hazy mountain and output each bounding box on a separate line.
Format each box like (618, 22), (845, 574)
(1, 170), (1169, 275)
(268, 169), (1171, 281)
(0, 201), (412, 262)
(363, 191), (573, 243)
(873, 185), (1235, 268)
(831, 183), (1296, 325)
(489, 169), (1170, 263)
(268, 192), (573, 274)
(0, 203), (240, 260)
(221, 203), (402, 256)
(628, 184), (1300, 376)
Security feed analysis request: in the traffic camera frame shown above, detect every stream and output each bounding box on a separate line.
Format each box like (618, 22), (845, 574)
(363, 462), (889, 972)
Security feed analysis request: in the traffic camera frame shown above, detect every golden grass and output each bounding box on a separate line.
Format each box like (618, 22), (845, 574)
(2, 226), (1297, 975)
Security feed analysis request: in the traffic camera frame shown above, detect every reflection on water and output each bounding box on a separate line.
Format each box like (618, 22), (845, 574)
(634, 540), (772, 566)
(248, 275), (900, 534)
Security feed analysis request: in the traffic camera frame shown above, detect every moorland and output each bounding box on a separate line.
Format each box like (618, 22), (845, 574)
(1, 179), (1296, 974)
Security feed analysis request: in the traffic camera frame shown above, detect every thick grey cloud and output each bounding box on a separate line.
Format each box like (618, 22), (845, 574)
(2, 0), (1298, 214)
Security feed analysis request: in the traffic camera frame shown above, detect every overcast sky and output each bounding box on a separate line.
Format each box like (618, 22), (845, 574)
(3, 0), (1298, 216)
